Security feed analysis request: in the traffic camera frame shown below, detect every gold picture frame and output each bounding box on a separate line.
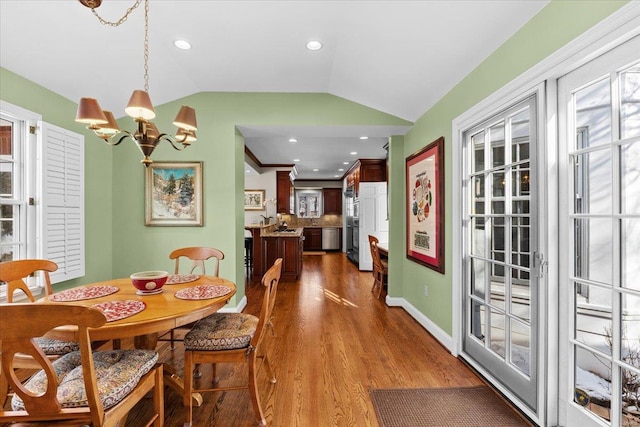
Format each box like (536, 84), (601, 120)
(244, 189), (265, 211)
(145, 161), (203, 226)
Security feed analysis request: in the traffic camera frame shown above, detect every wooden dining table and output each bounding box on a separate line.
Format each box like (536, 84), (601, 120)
(36, 274), (237, 403)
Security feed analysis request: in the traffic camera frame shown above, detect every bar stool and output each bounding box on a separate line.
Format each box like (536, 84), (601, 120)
(244, 236), (253, 270)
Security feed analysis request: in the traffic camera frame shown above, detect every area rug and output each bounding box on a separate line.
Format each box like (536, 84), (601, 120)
(369, 386), (528, 427)
(303, 251), (326, 255)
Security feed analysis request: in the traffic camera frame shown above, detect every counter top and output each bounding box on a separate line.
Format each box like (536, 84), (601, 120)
(261, 227), (304, 237)
(300, 225), (342, 229)
(245, 224), (273, 229)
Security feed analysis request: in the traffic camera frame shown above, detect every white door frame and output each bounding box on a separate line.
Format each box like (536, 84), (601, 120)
(452, 4), (640, 426)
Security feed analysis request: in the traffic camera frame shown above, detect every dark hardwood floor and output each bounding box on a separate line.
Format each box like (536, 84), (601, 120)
(127, 252), (485, 426)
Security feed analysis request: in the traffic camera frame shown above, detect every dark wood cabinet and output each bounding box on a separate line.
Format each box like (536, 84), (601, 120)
(323, 188), (342, 215)
(303, 228), (322, 251)
(276, 171), (293, 214)
(345, 159), (386, 197)
(262, 235), (303, 281)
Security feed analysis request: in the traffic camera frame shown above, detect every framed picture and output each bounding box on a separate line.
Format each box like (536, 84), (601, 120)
(244, 189), (265, 211)
(145, 161), (203, 226)
(406, 136), (444, 273)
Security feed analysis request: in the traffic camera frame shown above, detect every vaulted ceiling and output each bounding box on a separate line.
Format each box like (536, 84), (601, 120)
(0, 0), (549, 179)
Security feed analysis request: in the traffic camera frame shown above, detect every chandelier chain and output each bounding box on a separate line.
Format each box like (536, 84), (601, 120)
(90, 0), (142, 27)
(143, 0), (149, 93)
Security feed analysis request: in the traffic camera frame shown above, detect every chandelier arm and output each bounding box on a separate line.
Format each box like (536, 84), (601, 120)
(98, 131), (133, 146)
(88, 0), (142, 27)
(158, 134), (189, 151)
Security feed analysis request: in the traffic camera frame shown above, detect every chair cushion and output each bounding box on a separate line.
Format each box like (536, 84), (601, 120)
(184, 313), (258, 351)
(12, 349), (158, 411)
(34, 337), (79, 355)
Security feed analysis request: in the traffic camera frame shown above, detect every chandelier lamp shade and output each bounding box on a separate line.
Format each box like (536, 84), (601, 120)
(75, 0), (197, 166)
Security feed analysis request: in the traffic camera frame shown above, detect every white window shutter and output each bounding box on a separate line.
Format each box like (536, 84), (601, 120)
(39, 122), (85, 283)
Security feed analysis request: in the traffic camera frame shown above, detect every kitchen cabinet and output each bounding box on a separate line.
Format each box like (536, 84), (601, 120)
(345, 159), (386, 197)
(276, 171), (293, 214)
(323, 188), (342, 215)
(303, 228), (323, 251)
(262, 234), (303, 281)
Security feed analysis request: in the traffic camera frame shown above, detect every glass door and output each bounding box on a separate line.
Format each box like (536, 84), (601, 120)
(461, 95), (539, 414)
(558, 35), (640, 427)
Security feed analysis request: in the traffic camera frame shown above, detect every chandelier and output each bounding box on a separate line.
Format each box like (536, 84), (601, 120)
(74, 0), (197, 166)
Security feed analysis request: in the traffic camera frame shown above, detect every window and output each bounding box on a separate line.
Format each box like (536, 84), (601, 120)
(0, 101), (85, 299)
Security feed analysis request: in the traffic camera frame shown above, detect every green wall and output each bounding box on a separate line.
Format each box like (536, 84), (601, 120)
(0, 67), (114, 287)
(389, 0), (628, 335)
(109, 92), (411, 304)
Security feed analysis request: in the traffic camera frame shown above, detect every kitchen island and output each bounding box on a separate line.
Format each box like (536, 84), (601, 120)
(261, 227), (304, 281)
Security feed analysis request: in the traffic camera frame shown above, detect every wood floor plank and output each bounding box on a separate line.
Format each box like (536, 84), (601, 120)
(125, 252), (485, 426)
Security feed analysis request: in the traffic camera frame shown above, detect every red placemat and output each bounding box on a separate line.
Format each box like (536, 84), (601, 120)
(166, 274), (200, 285)
(92, 300), (146, 322)
(49, 285), (119, 302)
(174, 285), (232, 300)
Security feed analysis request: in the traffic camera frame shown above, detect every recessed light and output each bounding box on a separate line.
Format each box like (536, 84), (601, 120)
(313, 168), (319, 172)
(343, 162), (349, 165)
(293, 159), (300, 162)
(174, 40), (192, 50)
(334, 175), (339, 178)
(306, 40), (323, 51)
(359, 136), (368, 140)
(289, 138), (297, 143)
(338, 168), (344, 172)
(350, 152), (357, 155)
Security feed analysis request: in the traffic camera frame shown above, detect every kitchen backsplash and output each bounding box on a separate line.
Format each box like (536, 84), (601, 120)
(281, 214), (342, 227)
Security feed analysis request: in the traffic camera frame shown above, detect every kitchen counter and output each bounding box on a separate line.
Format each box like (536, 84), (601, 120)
(261, 230), (304, 280)
(261, 227), (304, 237)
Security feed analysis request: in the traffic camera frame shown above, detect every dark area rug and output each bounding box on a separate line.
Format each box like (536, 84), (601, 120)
(370, 386), (529, 426)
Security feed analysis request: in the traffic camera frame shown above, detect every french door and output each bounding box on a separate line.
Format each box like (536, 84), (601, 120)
(558, 35), (640, 427)
(461, 94), (540, 415)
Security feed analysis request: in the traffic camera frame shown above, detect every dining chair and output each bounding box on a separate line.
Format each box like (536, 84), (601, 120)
(182, 258), (283, 427)
(369, 235), (388, 299)
(159, 247), (225, 350)
(0, 259), (79, 405)
(0, 303), (164, 427)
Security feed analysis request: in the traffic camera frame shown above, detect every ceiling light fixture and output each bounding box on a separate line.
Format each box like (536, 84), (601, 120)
(359, 136), (369, 140)
(174, 39), (192, 50)
(350, 151), (358, 155)
(306, 40), (323, 51)
(289, 138), (298, 143)
(75, 0), (198, 167)
(293, 159), (300, 162)
(313, 168), (319, 172)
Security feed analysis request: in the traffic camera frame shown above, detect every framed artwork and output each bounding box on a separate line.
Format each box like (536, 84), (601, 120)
(406, 136), (445, 273)
(145, 161), (203, 226)
(244, 189), (265, 211)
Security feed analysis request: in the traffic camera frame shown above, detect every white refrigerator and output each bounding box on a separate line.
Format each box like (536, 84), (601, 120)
(357, 182), (388, 271)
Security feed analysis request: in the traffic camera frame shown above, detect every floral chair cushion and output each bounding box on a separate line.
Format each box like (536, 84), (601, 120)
(34, 337), (79, 355)
(184, 313), (258, 351)
(12, 349), (158, 411)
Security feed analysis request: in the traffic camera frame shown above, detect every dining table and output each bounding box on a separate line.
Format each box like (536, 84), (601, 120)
(377, 242), (389, 258)
(36, 274), (237, 404)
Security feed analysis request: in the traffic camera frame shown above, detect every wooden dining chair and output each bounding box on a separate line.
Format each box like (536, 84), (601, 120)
(160, 247), (225, 350)
(369, 235), (388, 299)
(0, 303), (164, 426)
(182, 258), (283, 427)
(0, 259), (79, 405)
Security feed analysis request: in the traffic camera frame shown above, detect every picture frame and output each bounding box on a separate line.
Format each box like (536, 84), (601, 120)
(145, 161), (203, 226)
(244, 189), (265, 211)
(406, 136), (445, 273)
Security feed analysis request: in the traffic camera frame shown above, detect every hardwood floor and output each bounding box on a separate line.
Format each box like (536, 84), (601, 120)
(128, 252), (485, 426)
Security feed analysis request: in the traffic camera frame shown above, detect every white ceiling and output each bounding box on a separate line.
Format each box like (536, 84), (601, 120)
(0, 0), (549, 179)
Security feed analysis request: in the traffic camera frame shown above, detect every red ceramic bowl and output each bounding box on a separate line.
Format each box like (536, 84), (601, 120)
(130, 271), (168, 294)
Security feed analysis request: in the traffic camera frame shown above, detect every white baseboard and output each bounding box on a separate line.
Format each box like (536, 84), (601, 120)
(385, 295), (457, 354)
(219, 295), (247, 313)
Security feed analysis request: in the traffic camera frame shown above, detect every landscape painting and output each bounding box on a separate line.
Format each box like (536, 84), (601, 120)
(145, 161), (203, 226)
